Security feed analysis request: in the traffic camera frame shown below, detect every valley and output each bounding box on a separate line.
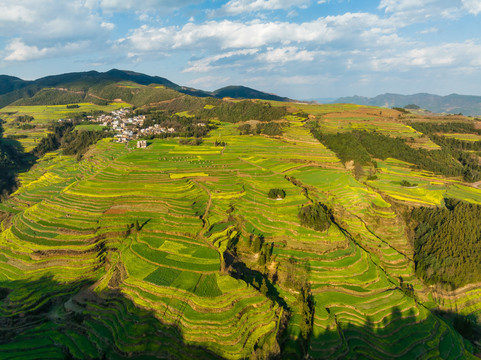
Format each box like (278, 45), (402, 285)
(0, 76), (481, 359)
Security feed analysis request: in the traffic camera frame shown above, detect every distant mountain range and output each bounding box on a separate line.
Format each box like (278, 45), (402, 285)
(0, 69), (290, 108)
(334, 93), (481, 116)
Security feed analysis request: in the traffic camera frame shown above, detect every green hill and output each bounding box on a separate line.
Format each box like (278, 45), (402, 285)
(0, 75), (31, 95)
(0, 70), (292, 109)
(213, 85), (291, 102)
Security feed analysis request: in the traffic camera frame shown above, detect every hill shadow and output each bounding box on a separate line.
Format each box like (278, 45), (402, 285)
(300, 304), (476, 360)
(0, 275), (223, 359)
(0, 275), (477, 359)
(0, 119), (36, 200)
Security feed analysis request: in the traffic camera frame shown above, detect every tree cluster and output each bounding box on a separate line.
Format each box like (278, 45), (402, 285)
(400, 180), (417, 187)
(239, 121), (286, 136)
(298, 202), (331, 232)
(62, 129), (112, 159)
(179, 138), (203, 146)
(310, 126), (371, 165)
(201, 100), (287, 123)
(298, 282), (314, 341)
(410, 198), (481, 288)
(0, 121), (34, 197)
(311, 125), (469, 179)
(214, 140), (226, 147)
(32, 120), (111, 160)
(247, 233), (274, 266)
(267, 188), (286, 199)
(409, 122), (481, 135)
(392, 107), (409, 114)
(14, 115), (34, 123)
(408, 122), (481, 181)
(32, 121), (74, 157)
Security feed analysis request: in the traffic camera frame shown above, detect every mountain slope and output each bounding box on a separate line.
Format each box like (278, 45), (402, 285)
(0, 75), (31, 95)
(213, 85), (290, 101)
(0, 70), (291, 108)
(335, 93), (481, 116)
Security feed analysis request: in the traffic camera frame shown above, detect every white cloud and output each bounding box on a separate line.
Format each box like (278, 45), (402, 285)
(462, 0), (481, 15)
(84, 0), (202, 11)
(4, 39), (49, 61)
(220, 0), (310, 15)
(101, 22), (115, 30)
(370, 41), (481, 71)
(378, 0), (464, 22)
(3, 38), (89, 61)
(274, 75), (323, 85)
(183, 49), (259, 72)
(418, 27), (438, 34)
(257, 46), (316, 63)
(120, 13), (389, 52)
(0, 4), (36, 23)
(0, 1), (110, 42)
(186, 75), (231, 89)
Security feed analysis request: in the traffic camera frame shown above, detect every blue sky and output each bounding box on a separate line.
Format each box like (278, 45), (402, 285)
(0, 0), (480, 100)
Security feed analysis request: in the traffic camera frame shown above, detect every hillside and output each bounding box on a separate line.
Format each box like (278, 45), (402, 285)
(0, 75), (31, 95)
(335, 93), (481, 116)
(1, 95), (481, 358)
(0, 70), (290, 109)
(213, 85), (290, 102)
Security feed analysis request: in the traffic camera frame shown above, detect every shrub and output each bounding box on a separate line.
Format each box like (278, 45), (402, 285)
(268, 188), (286, 199)
(400, 180), (417, 187)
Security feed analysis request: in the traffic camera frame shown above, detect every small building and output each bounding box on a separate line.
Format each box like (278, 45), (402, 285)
(137, 140), (147, 148)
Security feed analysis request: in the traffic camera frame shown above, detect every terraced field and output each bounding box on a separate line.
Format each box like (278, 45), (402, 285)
(0, 103), (128, 151)
(1, 102), (480, 359)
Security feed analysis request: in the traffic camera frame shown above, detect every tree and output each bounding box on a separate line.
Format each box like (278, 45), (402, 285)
(353, 162), (364, 180)
(251, 234), (263, 253)
(260, 278), (268, 295)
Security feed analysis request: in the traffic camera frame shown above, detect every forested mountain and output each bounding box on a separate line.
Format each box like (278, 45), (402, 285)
(0, 69), (290, 108)
(213, 85), (290, 101)
(0, 75), (31, 95)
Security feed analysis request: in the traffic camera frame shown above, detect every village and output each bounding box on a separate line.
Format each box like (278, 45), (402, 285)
(87, 107), (176, 143)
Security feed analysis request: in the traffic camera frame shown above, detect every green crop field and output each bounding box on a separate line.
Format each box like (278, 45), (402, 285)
(0, 100), (480, 359)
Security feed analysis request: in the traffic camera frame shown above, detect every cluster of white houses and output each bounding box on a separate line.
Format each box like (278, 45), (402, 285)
(93, 108), (179, 143)
(139, 124), (176, 136)
(61, 107), (206, 143)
